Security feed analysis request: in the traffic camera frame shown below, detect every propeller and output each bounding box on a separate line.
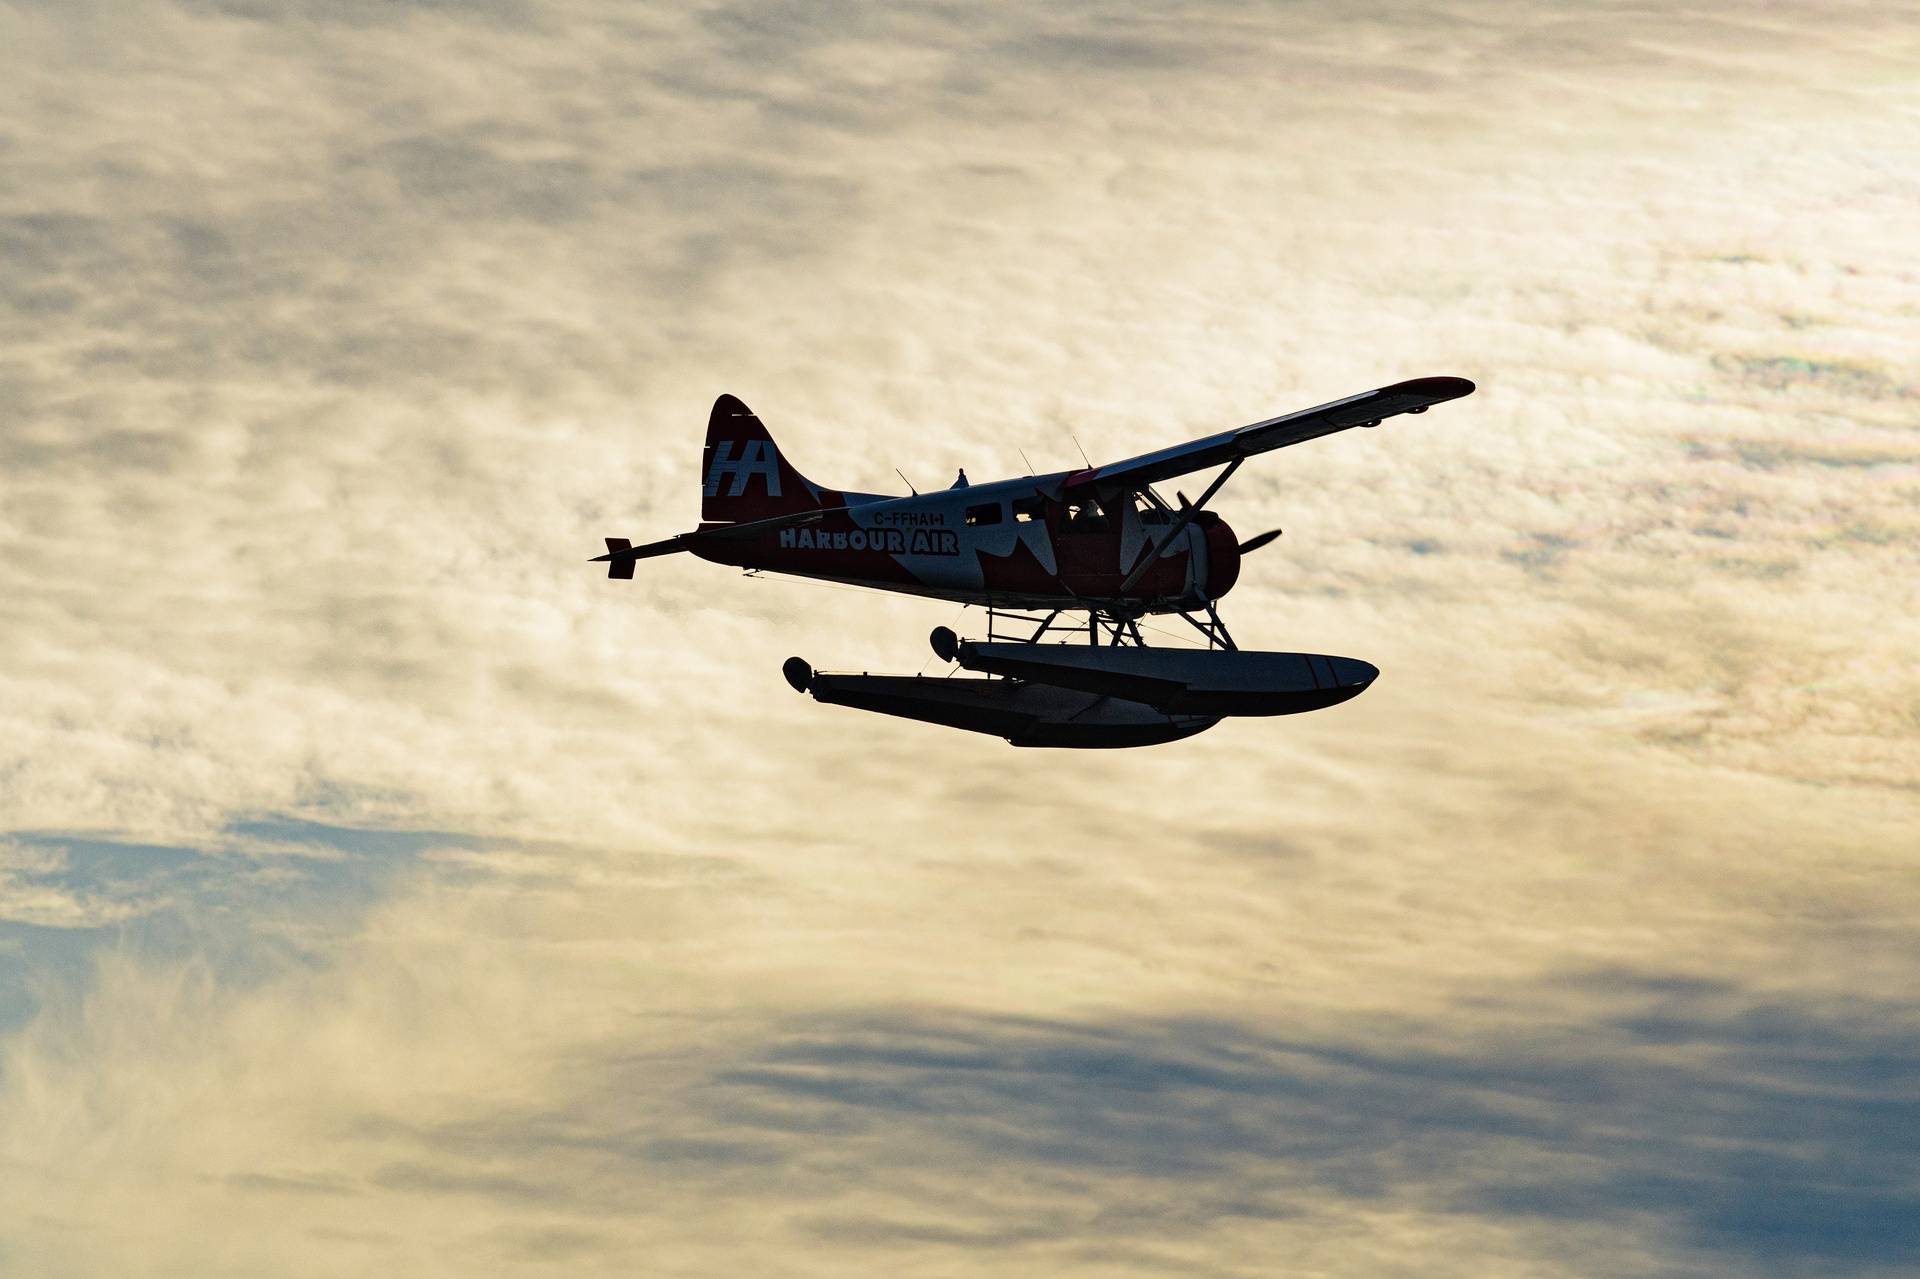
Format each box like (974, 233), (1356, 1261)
(1236, 528), (1283, 555)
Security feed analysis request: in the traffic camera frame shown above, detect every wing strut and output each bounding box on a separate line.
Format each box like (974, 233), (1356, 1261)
(1116, 457), (1242, 596)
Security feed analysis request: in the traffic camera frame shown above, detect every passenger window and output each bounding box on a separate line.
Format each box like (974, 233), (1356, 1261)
(1011, 496), (1047, 523)
(964, 502), (1003, 528)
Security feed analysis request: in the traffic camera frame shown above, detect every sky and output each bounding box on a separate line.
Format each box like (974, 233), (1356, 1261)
(2, 0), (1918, 1274)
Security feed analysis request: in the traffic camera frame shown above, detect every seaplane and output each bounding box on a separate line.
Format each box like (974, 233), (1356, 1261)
(596, 376), (1475, 747)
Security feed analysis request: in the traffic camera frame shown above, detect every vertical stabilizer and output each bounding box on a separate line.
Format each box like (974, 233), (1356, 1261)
(702, 395), (837, 524)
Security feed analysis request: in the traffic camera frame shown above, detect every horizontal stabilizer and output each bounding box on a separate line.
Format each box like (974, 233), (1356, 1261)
(592, 535), (688, 579)
(594, 509), (827, 580)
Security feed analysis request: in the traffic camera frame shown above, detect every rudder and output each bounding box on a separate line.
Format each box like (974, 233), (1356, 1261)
(702, 394), (836, 524)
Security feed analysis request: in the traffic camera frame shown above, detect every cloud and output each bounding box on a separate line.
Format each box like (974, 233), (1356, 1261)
(8, 875), (1918, 1277)
(0, 841), (159, 932)
(3, 691), (1915, 1272)
(645, 977), (1920, 1273)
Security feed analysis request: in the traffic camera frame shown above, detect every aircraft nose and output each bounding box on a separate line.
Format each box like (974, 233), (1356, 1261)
(1328, 657), (1379, 688)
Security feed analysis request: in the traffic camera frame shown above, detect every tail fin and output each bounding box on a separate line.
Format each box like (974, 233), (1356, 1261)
(702, 394), (836, 524)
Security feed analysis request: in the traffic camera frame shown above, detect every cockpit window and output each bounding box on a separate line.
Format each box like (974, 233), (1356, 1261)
(1134, 493), (1172, 523)
(1064, 499), (1109, 532)
(964, 502), (1003, 527)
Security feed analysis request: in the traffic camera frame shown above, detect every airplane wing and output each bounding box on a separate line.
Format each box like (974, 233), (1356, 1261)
(1063, 375), (1474, 493)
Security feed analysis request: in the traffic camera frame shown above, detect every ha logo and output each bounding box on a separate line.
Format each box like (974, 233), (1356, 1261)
(704, 439), (781, 498)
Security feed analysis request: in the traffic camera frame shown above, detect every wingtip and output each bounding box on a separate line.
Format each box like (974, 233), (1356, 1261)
(1397, 375), (1476, 401)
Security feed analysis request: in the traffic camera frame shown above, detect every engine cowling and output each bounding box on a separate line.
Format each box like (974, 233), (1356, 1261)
(1200, 516), (1241, 602)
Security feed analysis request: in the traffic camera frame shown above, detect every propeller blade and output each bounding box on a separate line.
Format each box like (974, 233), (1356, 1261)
(1236, 528), (1283, 554)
